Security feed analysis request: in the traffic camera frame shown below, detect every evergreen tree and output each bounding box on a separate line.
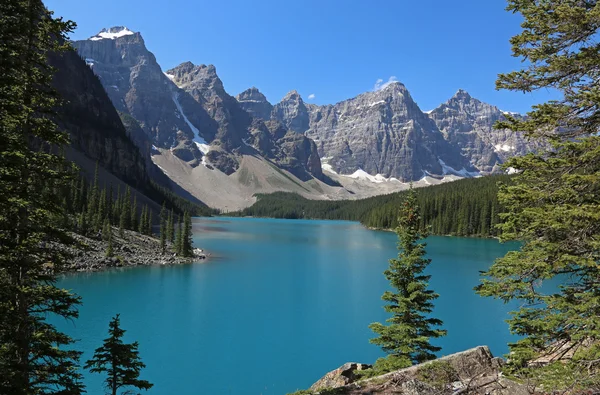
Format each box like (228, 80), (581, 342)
(138, 205), (147, 235)
(160, 203), (167, 255)
(181, 211), (193, 257)
(167, 208), (174, 243)
(105, 223), (113, 258)
(85, 315), (153, 395)
(102, 217), (111, 241)
(130, 195), (137, 232)
(113, 185), (121, 224)
(0, 2), (84, 393)
(87, 162), (100, 232)
(119, 208), (126, 238)
(122, 186), (131, 230)
(476, 1), (600, 391)
(147, 210), (153, 236)
(175, 214), (182, 254)
(369, 188), (446, 371)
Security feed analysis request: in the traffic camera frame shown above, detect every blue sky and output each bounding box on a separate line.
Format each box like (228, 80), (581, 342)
(46, 0), (557, 113)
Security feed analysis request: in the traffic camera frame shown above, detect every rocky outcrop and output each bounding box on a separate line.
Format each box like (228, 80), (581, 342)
(61, 227), (207, 273)
(427, 89), (539, 174)
(309, 363), (372, 392)
(300, 346), (529, 395)
(236, 87), (273, 121)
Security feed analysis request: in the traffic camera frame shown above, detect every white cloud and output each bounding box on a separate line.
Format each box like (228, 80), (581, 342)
(374, 76), (399, 91)
(308, 93), (316, 100)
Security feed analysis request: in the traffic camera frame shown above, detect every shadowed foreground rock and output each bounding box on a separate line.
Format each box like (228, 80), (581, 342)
(299, 346), (529, 395)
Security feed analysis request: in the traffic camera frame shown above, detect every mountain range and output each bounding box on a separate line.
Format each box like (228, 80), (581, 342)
(69, 26), (536, 210)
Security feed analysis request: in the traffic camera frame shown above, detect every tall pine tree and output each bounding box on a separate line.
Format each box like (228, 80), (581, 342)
(0, 2), (84, 393)
(476, 1), (600, 391)
(160, 203), (167, 255)
(369, 188), (446, 372)
(85, 315), (153, 395)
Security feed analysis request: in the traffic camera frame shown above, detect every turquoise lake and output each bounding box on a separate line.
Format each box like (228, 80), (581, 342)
(56, 217), (519, 395)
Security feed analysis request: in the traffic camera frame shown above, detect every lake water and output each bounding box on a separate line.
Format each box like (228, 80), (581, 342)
(55, 217), (519, 395)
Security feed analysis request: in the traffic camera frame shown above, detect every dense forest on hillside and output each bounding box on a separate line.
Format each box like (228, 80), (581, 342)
(237, 175), (510, 237)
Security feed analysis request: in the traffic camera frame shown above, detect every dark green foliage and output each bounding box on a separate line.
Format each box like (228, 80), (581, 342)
(369, 188), (446, 367)
(181, 211), (193, 257)
(175, 214), (182, 255)
(476, 1), (600, 392)
(85, 314), (153, 395)
(102, 217), (110, 241)
(138, 205), (147, 235)
(167, 209), (174, 243)
(147, 210), (153, 236)
(122, 187), (131, 230)
(239, 176), (509, 237)
(0, 2), (84, 392)
(160, 203), (167, 255)
(130, 195), (137, 232)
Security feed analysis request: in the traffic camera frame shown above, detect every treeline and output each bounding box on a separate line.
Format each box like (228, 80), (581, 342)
(238, 175), (511, 237)
(51, 165), (196, 257)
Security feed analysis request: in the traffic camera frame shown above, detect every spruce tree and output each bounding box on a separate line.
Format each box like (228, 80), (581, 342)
(130, 195), (137, 232)
(87, 162), (100, 232)
(119, 208), (126, 238)
(102, 217), (111, 241)
(175, 214), (182, 254)
(147, 210), (153, 236)
(160, 203), (167, 255)
(181, 211), (193, 257)
(0, 2), (84, 393)
(106, 224), (113, 258)
(476, 1), (600, 391)
(167, 208), (174, 243)
(113, 185), (121, 224)
(85, 315), (153, 395)
(138, 205), (147, 235)
(123, 187), (132, 230)
(369, 188), (446, 371)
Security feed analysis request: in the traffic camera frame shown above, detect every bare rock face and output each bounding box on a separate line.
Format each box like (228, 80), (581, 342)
(272, 90), (311, 134)
(72, 27), (212, 167)
(49, 48), (151, 188)
(295, 82), (474, 181)
(236, 87), (273, 121)
(427, 89), (538, 174)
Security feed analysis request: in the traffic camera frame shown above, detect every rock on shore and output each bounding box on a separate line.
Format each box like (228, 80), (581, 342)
(293, 346), (529, 395)
(61, 227), (207, 272)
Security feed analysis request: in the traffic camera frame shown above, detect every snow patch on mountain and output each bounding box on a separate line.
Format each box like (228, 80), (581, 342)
(494, 144), (515, 152)
(171, 92), (210, 153)
(439, 159), (480, 178)
(90, 27), (135, 41)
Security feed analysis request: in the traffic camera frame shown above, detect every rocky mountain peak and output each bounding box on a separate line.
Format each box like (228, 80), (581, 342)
(451, 89), (473, 101)
(89, 26), (137, 41)
(166, 62), (224, 99)
(237, 87), (269, 103)
(283, 90), (303, 101)
(236, 87), (273, 120)
(272, 90), (309, 133)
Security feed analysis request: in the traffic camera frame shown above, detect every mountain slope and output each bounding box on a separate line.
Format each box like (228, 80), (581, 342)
(427, 89), (537, 173)
(271, 82), (475, 181)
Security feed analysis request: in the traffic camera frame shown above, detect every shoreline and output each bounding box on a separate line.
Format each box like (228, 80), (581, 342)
(58, 227), (208, 274)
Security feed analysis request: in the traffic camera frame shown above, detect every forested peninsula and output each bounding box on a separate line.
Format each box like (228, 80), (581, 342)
(237, 175), (509, 238)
